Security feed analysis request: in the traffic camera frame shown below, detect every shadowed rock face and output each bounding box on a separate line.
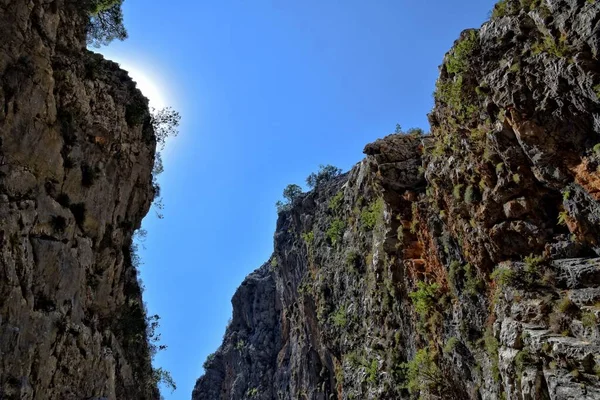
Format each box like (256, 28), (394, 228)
(194, 1), (600, 399)
(0, 1), (158, 399)
(192, 264), (282, 400)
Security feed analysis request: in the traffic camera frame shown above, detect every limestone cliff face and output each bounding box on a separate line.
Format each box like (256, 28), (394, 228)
(0, 1), (158, 399)
(194, 0), (600, 399)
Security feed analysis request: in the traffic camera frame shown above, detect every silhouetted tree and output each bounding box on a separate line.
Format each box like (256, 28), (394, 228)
(276, 184), (304, 213)
(86, 0), (128, 47)
(306, 164), (342, 188)
(151, 107), (181, 150)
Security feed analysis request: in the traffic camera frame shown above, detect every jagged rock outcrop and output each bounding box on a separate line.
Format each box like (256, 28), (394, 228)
(192, 265), (282, 399)
(0, 1), (159, 398)
(194, 0), (600, 399)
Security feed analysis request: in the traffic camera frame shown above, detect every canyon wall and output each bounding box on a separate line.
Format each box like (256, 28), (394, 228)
(0, 1), (159, 398)
(194, 0), (600, 399)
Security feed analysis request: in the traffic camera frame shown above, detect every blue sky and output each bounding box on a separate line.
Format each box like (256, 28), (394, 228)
(99, 0), (497, 398)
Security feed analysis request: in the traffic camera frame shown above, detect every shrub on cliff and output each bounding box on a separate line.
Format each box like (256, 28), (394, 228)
(276, 184), (303, 213)
(86, 0), (128, 47)
(306, 164), (342, 188)
(149, 108), (181, 218)
(151, 107), (182, 150)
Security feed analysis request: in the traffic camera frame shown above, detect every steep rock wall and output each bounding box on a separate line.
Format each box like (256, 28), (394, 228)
(194, 0), (600, 399)
(0, 1), (158, 398)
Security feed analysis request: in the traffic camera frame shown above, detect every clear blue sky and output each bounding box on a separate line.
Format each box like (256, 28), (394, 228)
(99, 0), (497, 398)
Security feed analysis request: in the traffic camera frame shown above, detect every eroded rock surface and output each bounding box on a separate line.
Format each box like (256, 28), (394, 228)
(194, 0), (600, 399)
(0, 1), (158, 398)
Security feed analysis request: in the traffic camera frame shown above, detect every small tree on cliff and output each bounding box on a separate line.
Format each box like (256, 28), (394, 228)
(276, 184), (303, 213)
(86, 0), (128, 47)
(306, 164), (342, 188)
(151, 107), (181, 150)
(150, 108), (181, 219)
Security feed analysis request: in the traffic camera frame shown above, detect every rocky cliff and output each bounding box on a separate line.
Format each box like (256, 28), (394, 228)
(193, 0), (600, 399)
(0, 1), (159, 399)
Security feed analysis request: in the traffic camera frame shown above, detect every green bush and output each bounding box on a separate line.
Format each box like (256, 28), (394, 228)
(360, 198), (384, 230)
(326, 219), (346, 245)
(403, 348), (442, 395)
(463, 263), (484, 296)
(448, 260), (461, 291)
(520, 0), (542, 10)
(276, 184), (303, 213)
(409, 282), (441, 317)
(581, 312), (597, 328)
(331, 306), (348, 327)
(301, 231), (314, 246)
(524, 254), (544, 271)
(531, 33), (570, 58)
(366, 359), (378, 384)
(306, 164), (342, 188)
(491, 266), (515, 286)
(443, 337), (460, 354)
(446, 30), (478, 75)
(464, 185), (477, 204)
(483, 327), (500, 382)
(491, 0), (510, 18)
(557, 210), (569, 226)
(89, 0), (121, 14)
(556, 296), (577, 314)
(514, 349), (531, 374)
(496, 162), (504, 174)
(328, 190), (344, 212)
(453, 184), (464, 200)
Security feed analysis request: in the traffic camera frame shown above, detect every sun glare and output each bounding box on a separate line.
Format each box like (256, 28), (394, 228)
(100, 53), (183, 157)
(121, 62), (168, 110)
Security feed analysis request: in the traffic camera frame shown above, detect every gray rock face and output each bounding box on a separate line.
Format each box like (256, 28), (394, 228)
(194, 1), (600, 399)
(0, 1), (158, 399)
(192, 264), (281, 400)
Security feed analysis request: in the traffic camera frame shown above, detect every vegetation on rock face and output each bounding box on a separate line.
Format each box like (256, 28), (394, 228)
(360, 198), (384, 230)
(491, 0), (544, 18)
(150, 108), (181, 219)
(276, 165), (342, 212)
(125, 238), (177, 395)
(203, 353), (216, 370)
(434, 29), (480, 126)
(152, 107), (182, 150)
(276, 184), (303, 212)
(331, 305), (348, 327)
(326, 218), (346, 245)
(402, 348), (442, 396)
(306, 164), (343, 188)
(195, 1), (600, 399)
